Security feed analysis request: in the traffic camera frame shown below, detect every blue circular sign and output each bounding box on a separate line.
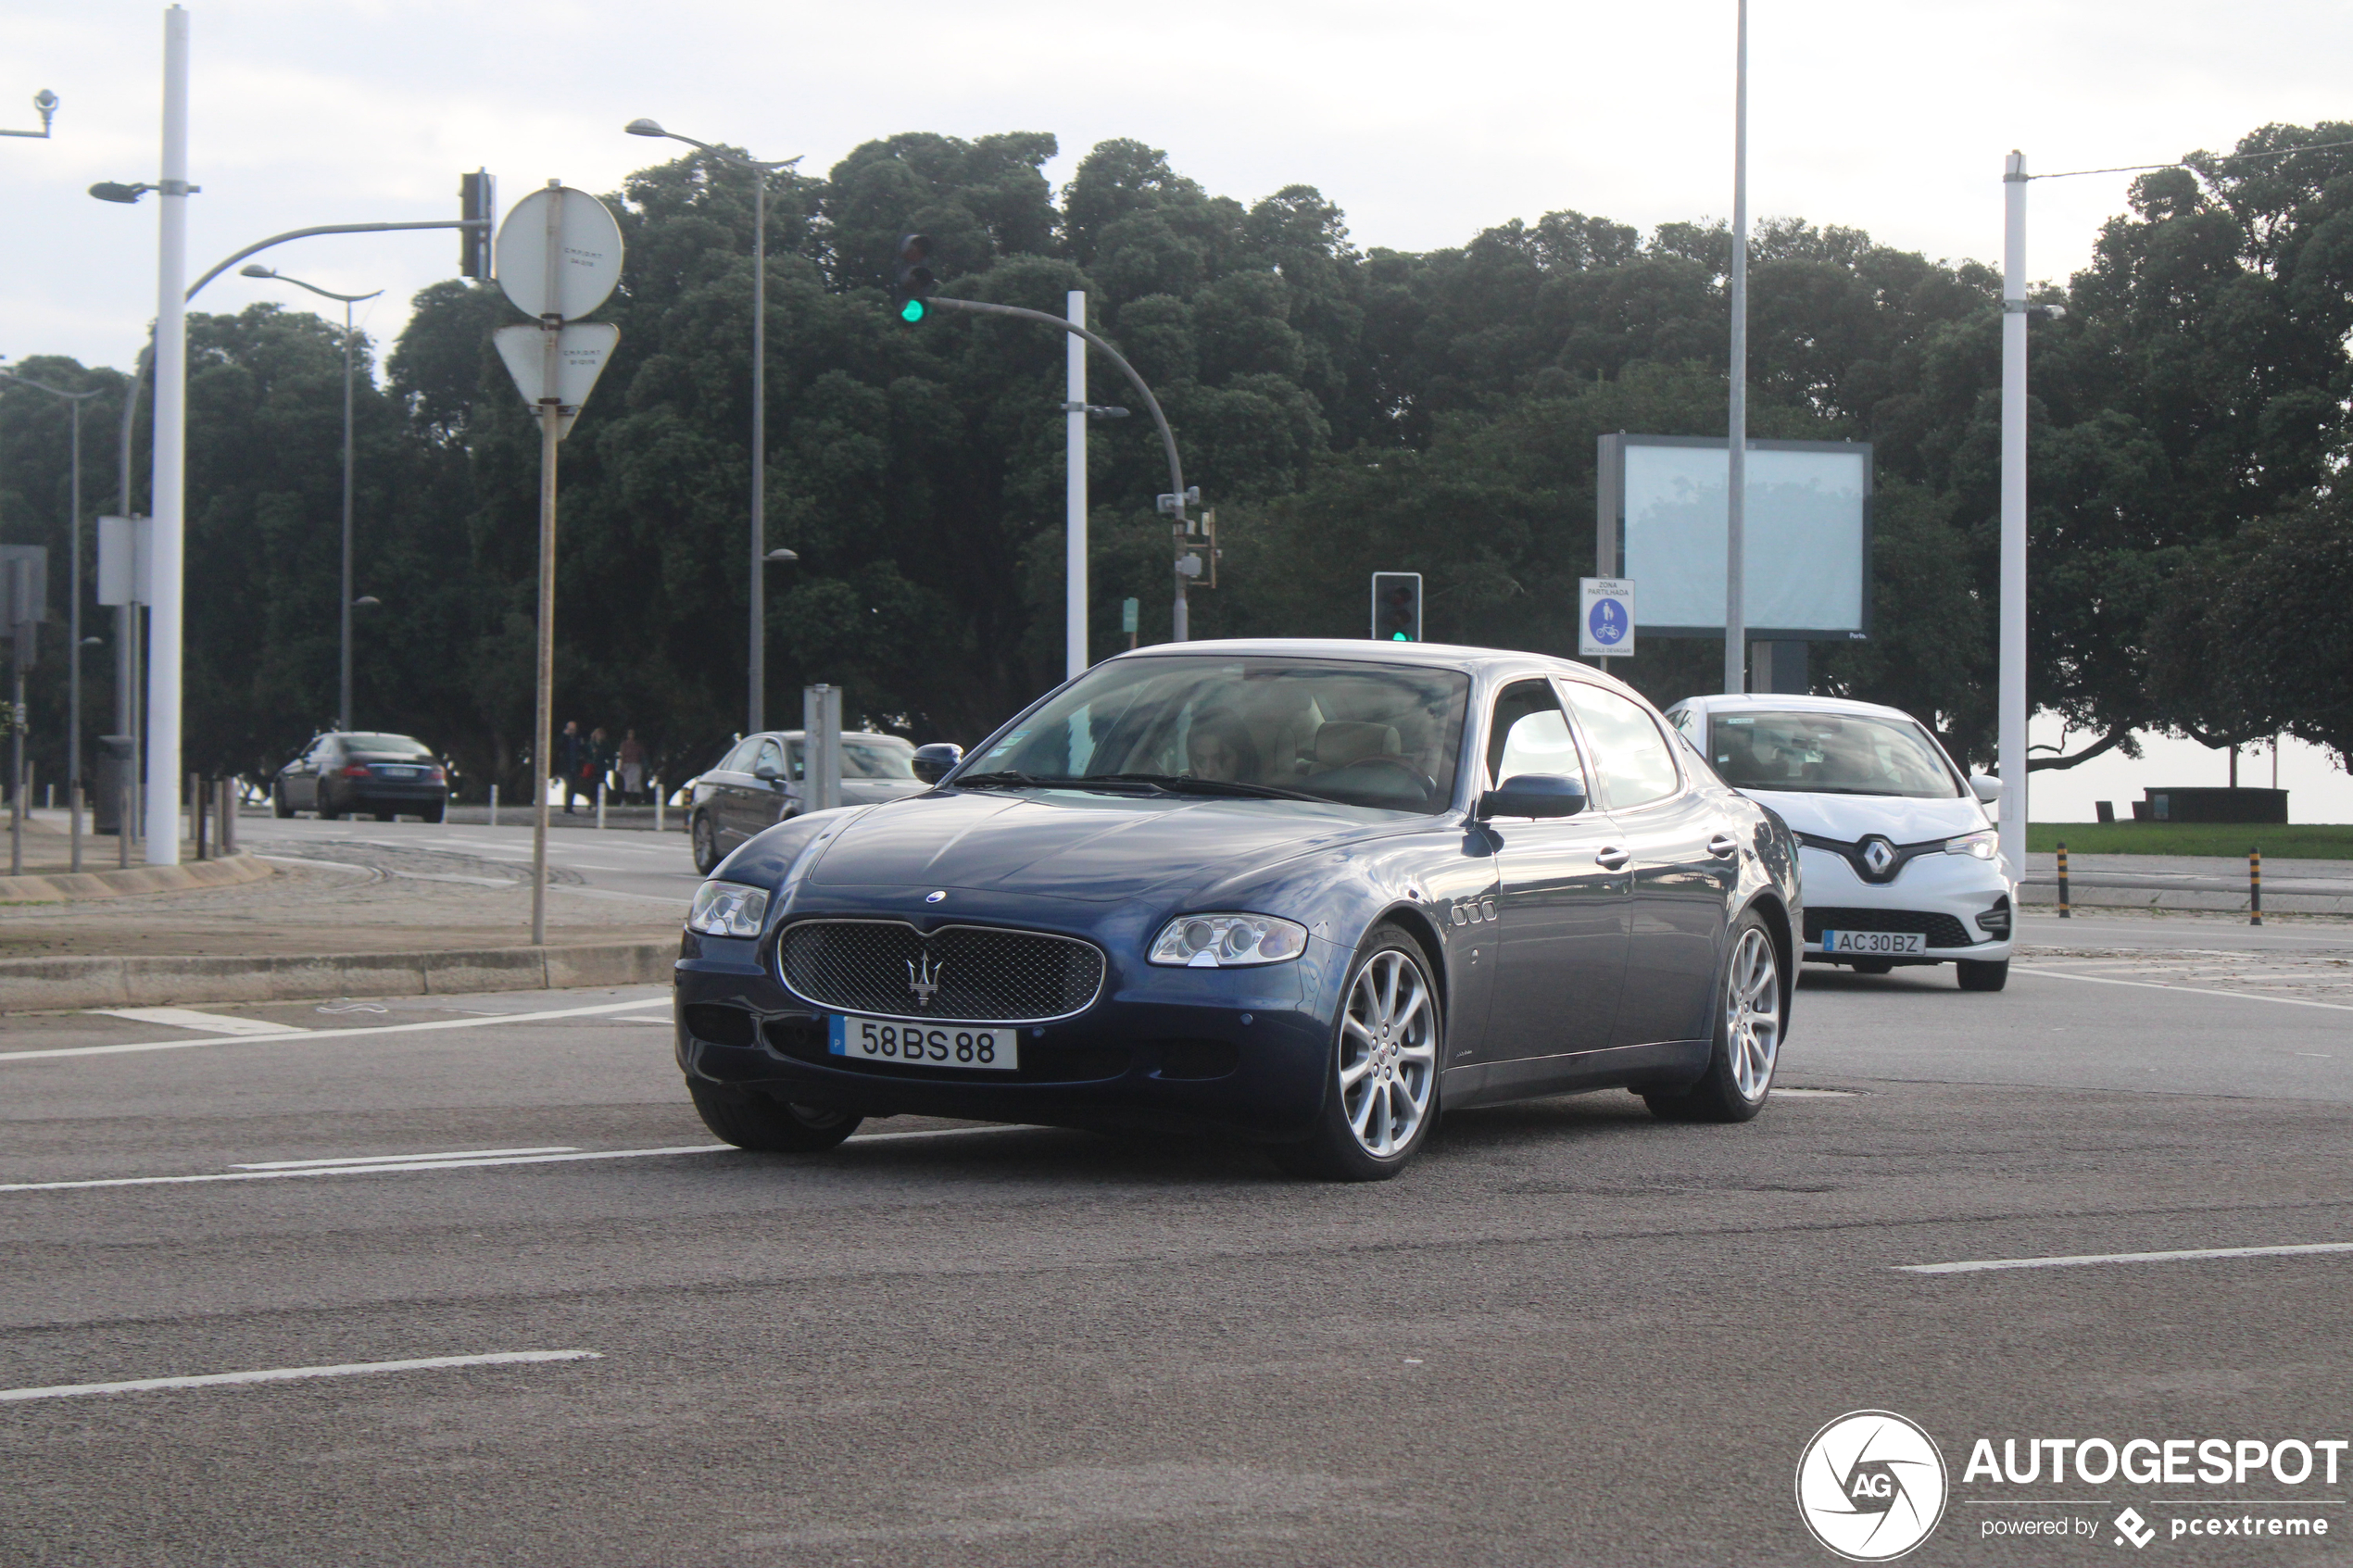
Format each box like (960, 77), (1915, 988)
(1588, 596), (1629, 646)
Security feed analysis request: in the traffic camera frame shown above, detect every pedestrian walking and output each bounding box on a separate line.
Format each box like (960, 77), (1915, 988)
(619, 730), (648, 806)
(557, 721), (590, 815)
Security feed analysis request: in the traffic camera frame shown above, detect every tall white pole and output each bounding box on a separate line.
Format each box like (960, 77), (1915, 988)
(1722, 0), (1749, 696)
(1998, 150), (2030, 879)
(145, 4), (190, 865)
(748, 171), (767, 734)
(1065, 289), (1087, 680)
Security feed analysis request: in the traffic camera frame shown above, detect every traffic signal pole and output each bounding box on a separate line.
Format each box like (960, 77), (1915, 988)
(923, 296), (1193, 643)
(1065, 290), (1087, 679)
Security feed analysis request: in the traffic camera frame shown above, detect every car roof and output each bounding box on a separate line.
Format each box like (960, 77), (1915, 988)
(1669, 692), (1926, 725)
(737, 731), (909, 745)
(1106, 637), (1645, 699)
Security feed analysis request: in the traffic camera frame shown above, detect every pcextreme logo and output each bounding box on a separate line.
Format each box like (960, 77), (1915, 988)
(1796, 1410), (1951, 1562)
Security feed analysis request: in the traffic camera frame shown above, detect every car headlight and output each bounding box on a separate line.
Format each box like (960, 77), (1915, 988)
(687, 880), (770, 936)
(1944, 829), (2000, 860)
(1149, 912), (1308, 968)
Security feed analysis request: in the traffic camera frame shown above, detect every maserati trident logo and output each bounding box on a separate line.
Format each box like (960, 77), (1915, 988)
(1860, 836), (1898, 879)
(907, 952), (943, 1008)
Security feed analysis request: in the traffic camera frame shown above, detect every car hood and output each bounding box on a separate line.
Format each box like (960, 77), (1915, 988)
(1739, 788), (1989, 845)
(802, 787), (1401, 903)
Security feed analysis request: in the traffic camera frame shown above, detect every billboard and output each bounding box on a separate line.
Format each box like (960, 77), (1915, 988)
(1596, 434), (1870, 640)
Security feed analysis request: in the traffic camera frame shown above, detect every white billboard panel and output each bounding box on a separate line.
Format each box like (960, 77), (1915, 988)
(1601, 436), (1869, 639)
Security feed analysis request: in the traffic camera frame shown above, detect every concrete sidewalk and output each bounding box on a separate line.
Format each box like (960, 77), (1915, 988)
(2019, 850), (2353, 914)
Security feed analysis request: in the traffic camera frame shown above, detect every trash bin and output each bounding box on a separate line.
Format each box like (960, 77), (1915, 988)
(94, 735), (134, 835)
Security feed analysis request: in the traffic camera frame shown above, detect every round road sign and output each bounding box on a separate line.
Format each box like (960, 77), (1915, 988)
(495, 185), (624, 320)
(1588, 596), (1629, 646)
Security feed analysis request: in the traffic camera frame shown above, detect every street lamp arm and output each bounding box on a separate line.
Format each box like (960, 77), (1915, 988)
(925, 295), (1187, 516)
(185, 219), (486, 302)
(244, 270), (383, 307)
(635, 125), (799, 172)
(0, 368), (103, 402)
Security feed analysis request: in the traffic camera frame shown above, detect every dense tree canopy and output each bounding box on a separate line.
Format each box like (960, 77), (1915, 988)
(5, 120), (2350, 797)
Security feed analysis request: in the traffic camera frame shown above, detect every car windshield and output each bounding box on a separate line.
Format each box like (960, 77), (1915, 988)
(342, 733), (433, 759)
(960, 655), (1471, 813)
(841, 738), (917, 780)
(1707, 710), (1962, 798)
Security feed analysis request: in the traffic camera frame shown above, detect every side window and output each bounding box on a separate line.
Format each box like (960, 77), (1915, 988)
(752, 739), (786, 778)
(717, 740), (759, 772)
(784, 740), (805, 780)
(1486, 680), (1585, 789)
(1564, 684), (1681, 810)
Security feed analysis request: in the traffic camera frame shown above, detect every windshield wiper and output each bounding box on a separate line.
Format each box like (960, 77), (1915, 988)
(1088, 772), (1324, 802)
(950, 770), (1048, 790)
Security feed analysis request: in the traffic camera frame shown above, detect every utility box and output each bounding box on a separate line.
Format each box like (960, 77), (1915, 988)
(94, 735), (134, 834)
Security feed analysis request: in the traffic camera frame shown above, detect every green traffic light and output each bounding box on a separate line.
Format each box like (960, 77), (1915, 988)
(900, 298), (925, 323)
(1392, 631), (1410, 641)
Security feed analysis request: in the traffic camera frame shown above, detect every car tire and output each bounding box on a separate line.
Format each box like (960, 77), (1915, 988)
(318, 795), (342, 821)
(1849, 958), (1894, 975)
(690, 811), (723, 874)
(1644, 909), (1781, 1124)
(375, 811), (396, 822)
(1957, 959), (2009, 992)
(422, 802), (446, 824)
(271, 785), (293, 819)
(686, 1078), (862, 1153)
(1272, 923), (1442, 1182)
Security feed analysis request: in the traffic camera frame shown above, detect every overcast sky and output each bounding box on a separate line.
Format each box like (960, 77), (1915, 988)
(5, 0), (2350, 372)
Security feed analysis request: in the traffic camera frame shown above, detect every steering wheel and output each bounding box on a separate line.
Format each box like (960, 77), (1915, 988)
(1315, 756), (1438, 808)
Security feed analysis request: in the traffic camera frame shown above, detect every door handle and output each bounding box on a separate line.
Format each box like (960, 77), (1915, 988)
(1594, 847), (1631, 872)
(1707, 833), (1740, 859)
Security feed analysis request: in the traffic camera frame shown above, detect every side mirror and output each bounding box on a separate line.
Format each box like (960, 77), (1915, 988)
(752, 759), (784, 782)
(1969, 773), (2003, 805)
(912, 742), (963, 785)
(1476, 773), (1588, 821)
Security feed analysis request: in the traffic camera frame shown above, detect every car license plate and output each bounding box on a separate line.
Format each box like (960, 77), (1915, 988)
(1821, 929), (1925, 956)
(382, 767), (416, 778)
(827, 1014), (1019, 1072)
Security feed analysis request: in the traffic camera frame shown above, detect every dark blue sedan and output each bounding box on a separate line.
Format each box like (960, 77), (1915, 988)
(673, 641), (1802, 1180)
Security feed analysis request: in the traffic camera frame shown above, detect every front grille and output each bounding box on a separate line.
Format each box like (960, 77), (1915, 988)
(1805, 907), (1975, 949)
(777, 921), (1106, 1022)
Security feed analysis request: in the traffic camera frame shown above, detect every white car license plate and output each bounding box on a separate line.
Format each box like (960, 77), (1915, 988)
(1821, 929), (1925, 956)
(382, 767), (416, 778)
(827, 1014), (1019, 1072)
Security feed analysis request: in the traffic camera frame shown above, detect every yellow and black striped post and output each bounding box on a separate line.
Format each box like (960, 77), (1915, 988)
(2251, 847), (2262, 927)
(2057, 841), (2070, 920)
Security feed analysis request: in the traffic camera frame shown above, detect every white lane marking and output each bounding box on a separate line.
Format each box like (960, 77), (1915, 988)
(2013, 965), (2353, 1014)
(90, 1007), (308, 1037)
(0, 995), (673, 1064)
(0, 1349), (600, 1404)
(233, 1147), (577, 1170)
(1773, 1088), (1855, 1098)
(0, 1125), (1037, 1194)
(1900, 1241), (2353, 1275)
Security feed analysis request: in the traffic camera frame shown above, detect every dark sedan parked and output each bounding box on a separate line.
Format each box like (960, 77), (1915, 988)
(686, 730), (942, 873)
(271, 732), (449, 822)
(673, 641), (1801, 1180)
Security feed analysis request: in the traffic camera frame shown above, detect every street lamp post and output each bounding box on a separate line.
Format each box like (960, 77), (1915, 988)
(0, 364), (99, 869)
(240, 265), (383, 731)
(626, 119), (801, 733)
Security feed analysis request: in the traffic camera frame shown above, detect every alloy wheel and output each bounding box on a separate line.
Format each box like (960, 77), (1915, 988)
(1723, 925), (1781, 1100)
(1337, 947), (1438, 1157)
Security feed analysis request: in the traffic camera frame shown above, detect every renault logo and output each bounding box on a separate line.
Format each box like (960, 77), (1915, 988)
(907, 953), (943, 1007)
(1860, 837), (1898, 879)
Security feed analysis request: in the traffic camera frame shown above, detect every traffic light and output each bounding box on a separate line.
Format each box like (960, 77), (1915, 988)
(893, 233), (934, 322)
(459, 169), (495, 280)
(1371, 571), (1423, 642)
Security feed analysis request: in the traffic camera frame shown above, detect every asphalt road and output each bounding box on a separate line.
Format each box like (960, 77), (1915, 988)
(5, 913), (2351, 1565)
(234, 810), (703, 907)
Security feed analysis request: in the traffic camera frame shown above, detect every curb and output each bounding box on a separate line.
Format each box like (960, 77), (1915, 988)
(0, 851), (273, 904)
(2018, 884), (2353, 916)
(0, 939), (676, 1013)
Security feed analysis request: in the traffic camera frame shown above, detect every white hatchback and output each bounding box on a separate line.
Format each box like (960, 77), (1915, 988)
(1663, 694), (2015, 991)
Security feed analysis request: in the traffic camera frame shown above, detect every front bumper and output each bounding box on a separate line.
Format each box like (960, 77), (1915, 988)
(1797, 846), (2014, 964)
(673, 922), (1340, 1141)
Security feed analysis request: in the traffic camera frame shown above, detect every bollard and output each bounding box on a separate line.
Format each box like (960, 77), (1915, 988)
(118, 781), (131, 868)
(596, 778), (607, 830)
(488, 782), (498, 829)
(2251, 847), (2262, 926)
(194, 775), (208, 861)
(219, 777), (236, 855)
(2057, 841), (2070, 920)
(69, 778), (82, 873)
(654, 780), (664, 834)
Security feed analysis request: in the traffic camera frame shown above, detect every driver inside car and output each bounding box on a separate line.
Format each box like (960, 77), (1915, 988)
(1185, 713), (1261, 784)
